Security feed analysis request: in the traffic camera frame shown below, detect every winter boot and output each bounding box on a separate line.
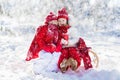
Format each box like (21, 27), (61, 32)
(60, 59), (68, 73)
(68, 58), (78, 71)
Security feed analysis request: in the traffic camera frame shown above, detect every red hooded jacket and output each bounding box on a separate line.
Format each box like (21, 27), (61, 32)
(26, 24), (59, 61)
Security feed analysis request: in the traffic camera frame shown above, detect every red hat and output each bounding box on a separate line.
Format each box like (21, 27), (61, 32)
(58, 8), (68, 20)
(45, 12), (57, 24)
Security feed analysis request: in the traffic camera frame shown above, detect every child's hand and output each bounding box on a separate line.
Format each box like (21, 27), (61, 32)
(61, 39), (68, 45)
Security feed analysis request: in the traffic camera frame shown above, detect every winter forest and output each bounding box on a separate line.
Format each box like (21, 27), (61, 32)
(0, 0), (120, 80)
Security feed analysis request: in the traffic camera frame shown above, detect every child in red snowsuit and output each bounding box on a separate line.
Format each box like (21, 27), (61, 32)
(26, 12), (60, 61)
(58, 47), (81, 72)
(55, 37), (94, 73)
(56, 8), (70, 51)
(58, 38), (93, 73)
(55, 8), (76, 72)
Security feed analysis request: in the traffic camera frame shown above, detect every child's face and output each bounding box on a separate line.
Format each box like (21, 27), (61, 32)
(49, 20), (58, 25)
(58, 18), (67, 26)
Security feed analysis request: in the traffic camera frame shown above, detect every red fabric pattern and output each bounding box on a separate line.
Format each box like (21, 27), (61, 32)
(57, 25), (70, 45)
(77, 38), (93, 70)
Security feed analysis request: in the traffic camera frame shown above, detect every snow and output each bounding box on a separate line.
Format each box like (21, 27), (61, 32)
(0, 0), (120, 80)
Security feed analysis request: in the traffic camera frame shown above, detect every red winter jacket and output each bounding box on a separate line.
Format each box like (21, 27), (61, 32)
(26, 24), (59, 61)
(36, 24), (59, 52)
(58, 47), (81, 69)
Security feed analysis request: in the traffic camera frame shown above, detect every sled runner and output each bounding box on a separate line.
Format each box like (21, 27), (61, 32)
(89, 50), (99, 68)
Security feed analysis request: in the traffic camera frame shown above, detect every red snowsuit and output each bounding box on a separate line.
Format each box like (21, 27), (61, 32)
(58, 38), (93, 70)
(58, 47), (81, 69)
(26, 24), (59, 61)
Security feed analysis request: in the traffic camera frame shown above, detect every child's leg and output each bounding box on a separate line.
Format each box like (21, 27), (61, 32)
(60, 59), (68, 73)
(83, 54), (92, 70)
(58, 48), (69, 73)
(67, 58), (78, 71)
(68, 47), (81, 71)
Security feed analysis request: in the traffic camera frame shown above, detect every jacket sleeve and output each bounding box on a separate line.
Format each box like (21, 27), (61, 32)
(35, 26), (56, 53)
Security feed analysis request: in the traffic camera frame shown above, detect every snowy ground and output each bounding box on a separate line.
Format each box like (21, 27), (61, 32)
(0, 0), (120, 80)
(0, 16), (120, 80)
